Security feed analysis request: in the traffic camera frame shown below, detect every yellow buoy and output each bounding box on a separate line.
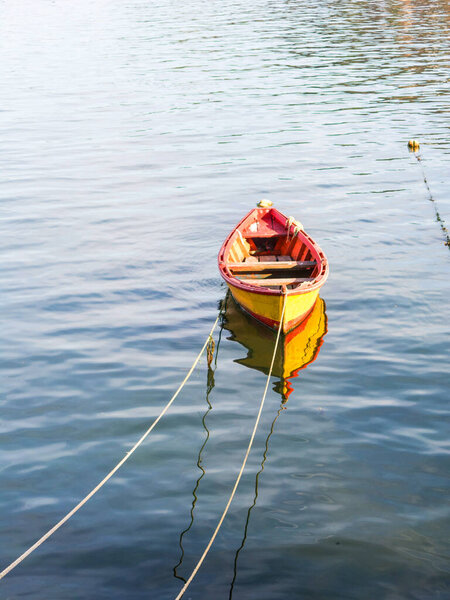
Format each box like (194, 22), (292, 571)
(257, 199), (273, 208)
(408, 139), (420, 151)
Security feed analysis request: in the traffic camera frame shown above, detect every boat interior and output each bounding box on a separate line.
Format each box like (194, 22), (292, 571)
(224, 212), (320, 289)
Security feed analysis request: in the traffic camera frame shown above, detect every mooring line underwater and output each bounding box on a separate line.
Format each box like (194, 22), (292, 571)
(409, 141), (450, 250)
(229, 402), (286, 600)
(173, 305), (226, 583)
(174, 291), (288, 600)
(0, 312), (221, 581)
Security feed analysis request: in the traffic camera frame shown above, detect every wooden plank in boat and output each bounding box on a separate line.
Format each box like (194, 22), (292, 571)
(228, 260), (316, 273)
(238, 277), (314, 286)
(258, 255), (276, 262)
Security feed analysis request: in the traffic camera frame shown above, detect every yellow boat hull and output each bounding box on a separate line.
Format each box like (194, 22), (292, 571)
(228, 282), (319, 333)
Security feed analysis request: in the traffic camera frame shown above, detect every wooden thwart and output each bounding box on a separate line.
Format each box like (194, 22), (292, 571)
(237, 277), (313, 287)
(228, 260), (316, 273)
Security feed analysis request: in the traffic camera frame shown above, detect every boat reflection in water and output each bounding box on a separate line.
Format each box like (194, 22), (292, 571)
(224, 293), (328, 401)
(173, 295), (327, 590)
(225, 293), (327, 598)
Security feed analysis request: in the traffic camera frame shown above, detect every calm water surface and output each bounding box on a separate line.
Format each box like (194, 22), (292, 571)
(1, 1), (449, 598)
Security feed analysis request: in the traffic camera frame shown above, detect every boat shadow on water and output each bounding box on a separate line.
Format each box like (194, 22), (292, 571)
(173, 293), (327, 591)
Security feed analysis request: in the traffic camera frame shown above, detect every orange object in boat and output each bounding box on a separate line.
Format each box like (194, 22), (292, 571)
(218, 205), (329, 333)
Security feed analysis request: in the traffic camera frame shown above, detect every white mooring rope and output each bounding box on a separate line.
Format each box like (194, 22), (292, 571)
(174, 291), (287, 600)
(0, 314), (221, 581)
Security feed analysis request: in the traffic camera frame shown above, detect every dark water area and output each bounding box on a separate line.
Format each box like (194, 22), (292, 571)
(1, 0), (449, 598)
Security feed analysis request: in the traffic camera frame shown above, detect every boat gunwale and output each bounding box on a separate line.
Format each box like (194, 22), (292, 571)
(218, 207), (329, 297)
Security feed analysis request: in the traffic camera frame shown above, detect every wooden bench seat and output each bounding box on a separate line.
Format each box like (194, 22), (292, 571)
(228, 260), (316, 273)
(243, 255), (291, 263)
(237, 277), (314, 287)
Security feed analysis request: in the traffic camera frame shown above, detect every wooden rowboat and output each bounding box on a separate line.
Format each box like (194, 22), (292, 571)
(218, 204), (329, 333)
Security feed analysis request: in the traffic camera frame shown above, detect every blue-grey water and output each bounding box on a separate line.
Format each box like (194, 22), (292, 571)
(1, 0), (449, 598)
